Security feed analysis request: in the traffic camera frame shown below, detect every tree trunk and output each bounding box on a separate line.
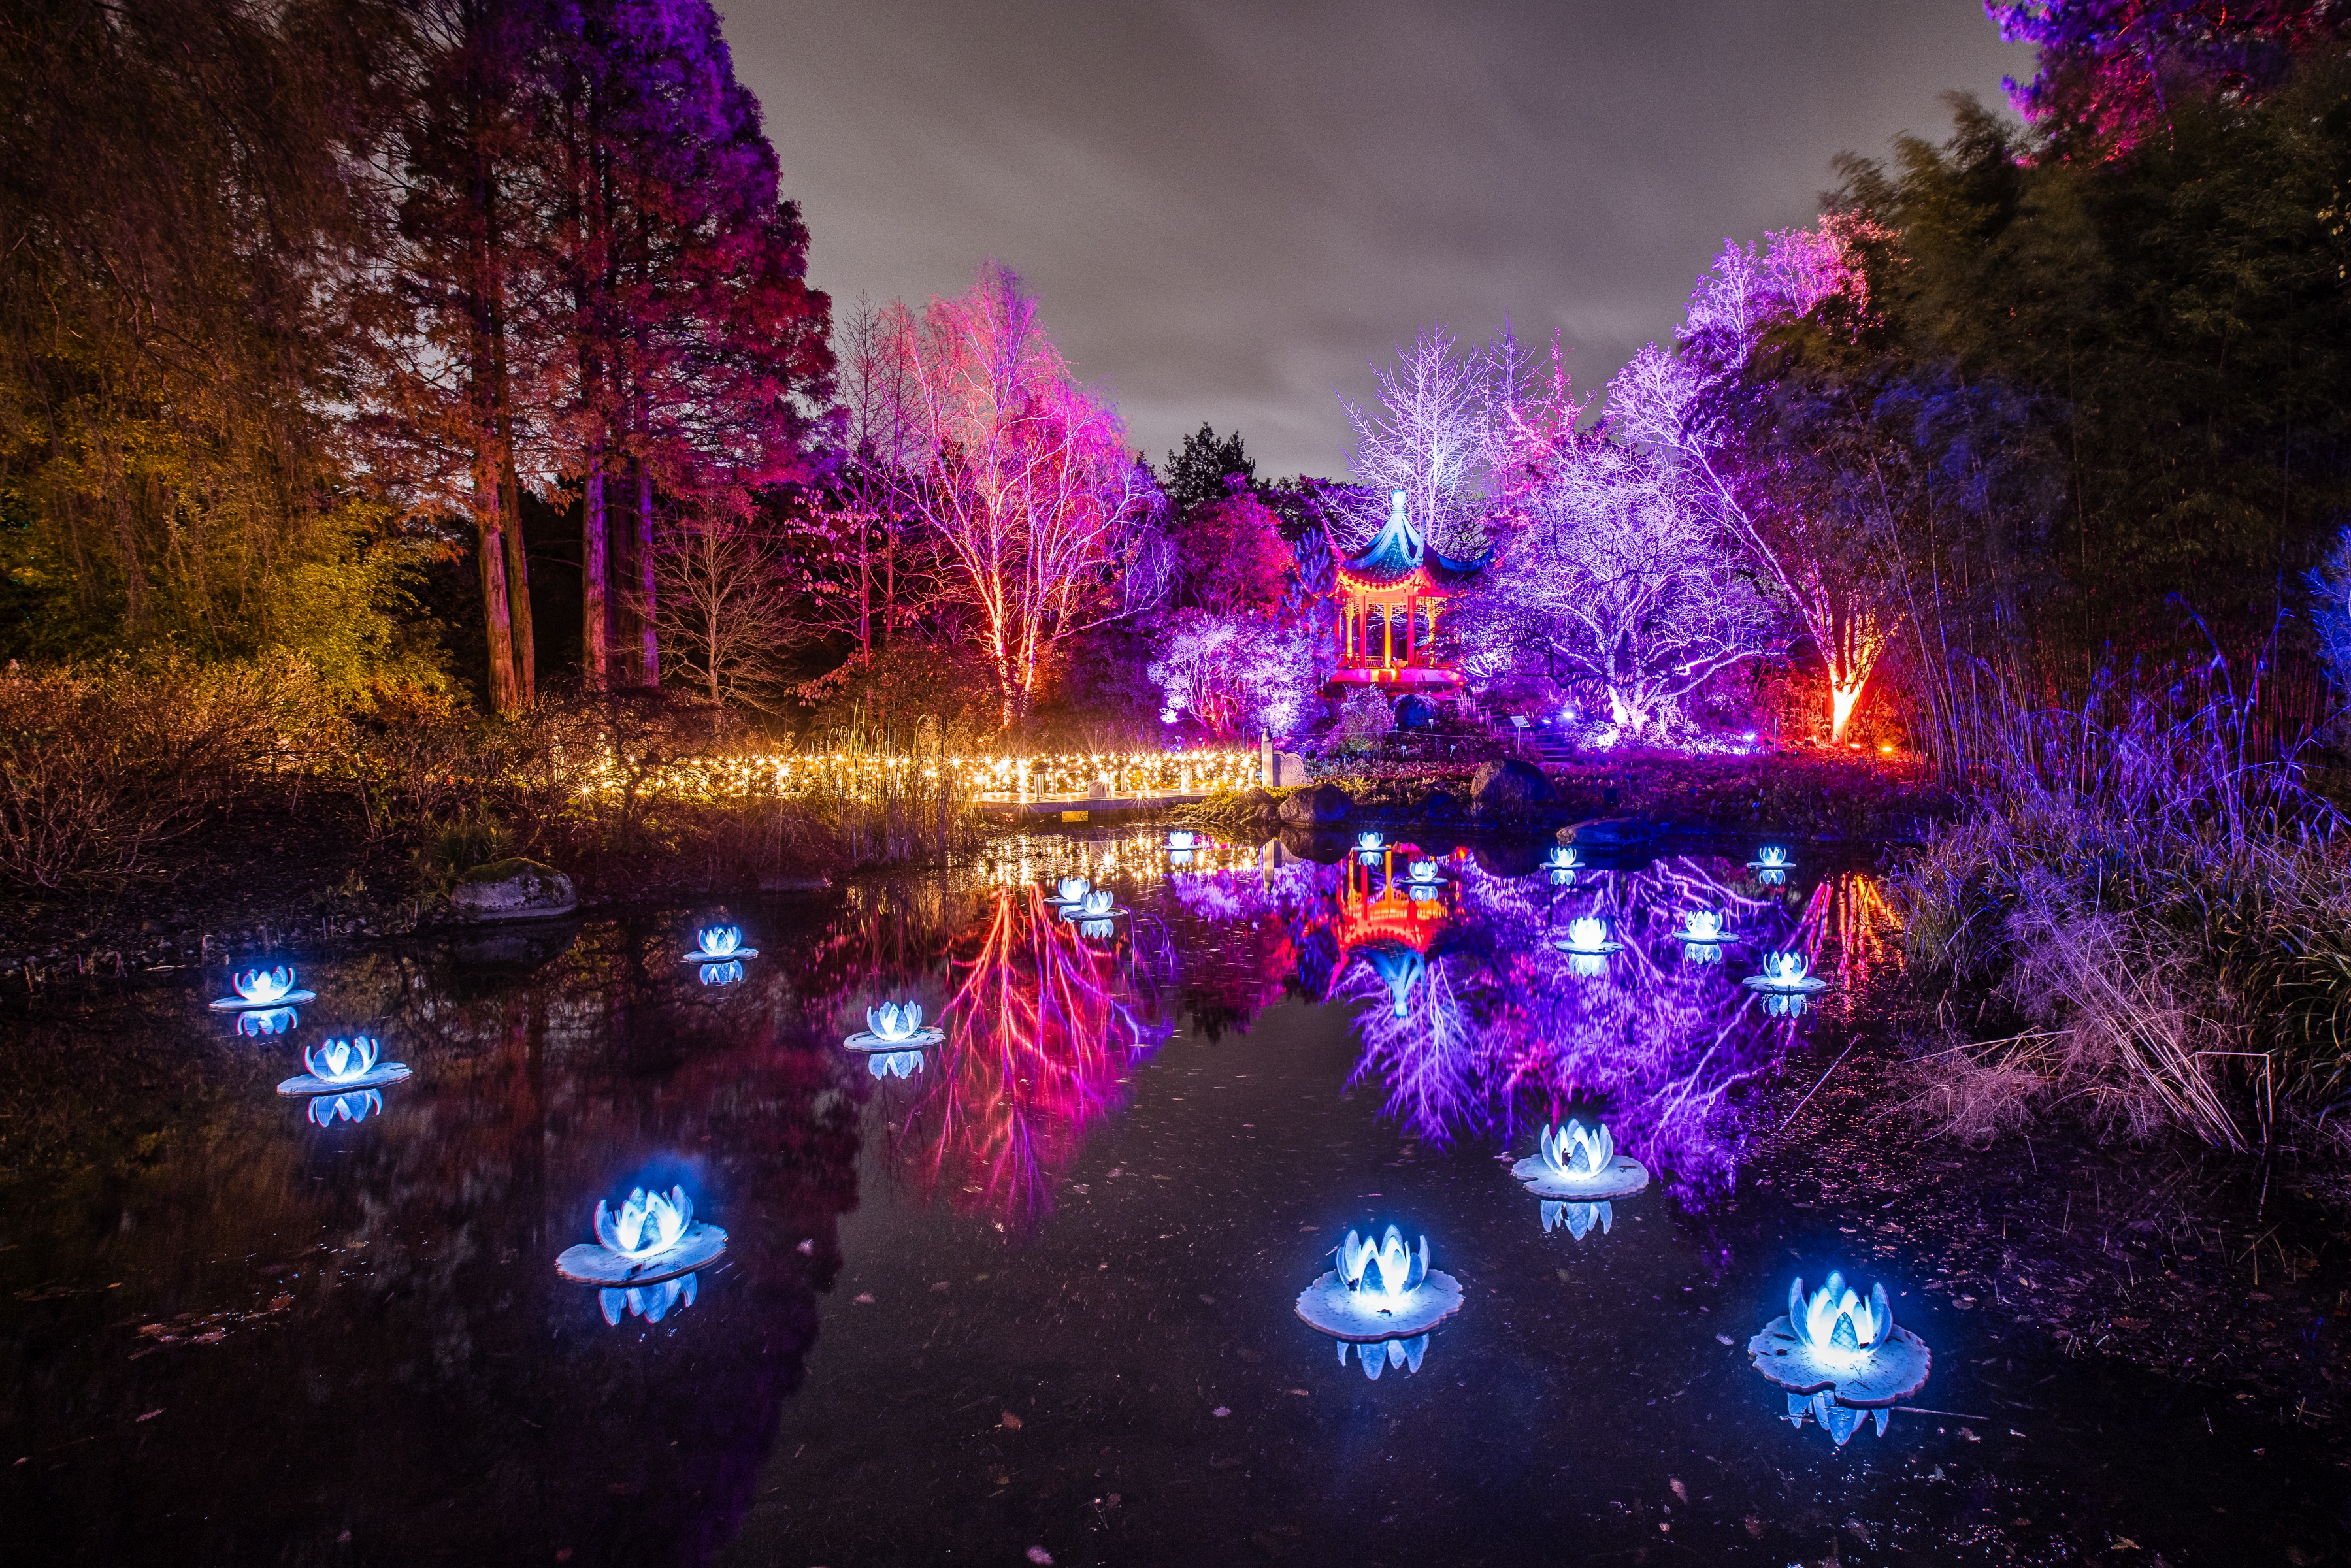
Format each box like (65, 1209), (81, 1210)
(476, 489), (523, 716)
(582, 464), (608, 687)
(635, 459), (659, 685)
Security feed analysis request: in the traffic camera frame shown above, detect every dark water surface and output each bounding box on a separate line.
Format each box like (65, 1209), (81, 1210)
(2, 830), (2343, 1565)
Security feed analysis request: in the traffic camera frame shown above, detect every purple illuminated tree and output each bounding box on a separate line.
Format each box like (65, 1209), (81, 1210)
(1611, 217), (1896, 742)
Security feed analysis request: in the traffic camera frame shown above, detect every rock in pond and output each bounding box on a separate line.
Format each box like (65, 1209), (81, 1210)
(1470, 758), (1553, 816)
(450, 858), (578, 923)
(1277, 783), (1354, 825)
(1231, 787), (1281, 821)
(1558, 817), (1660, 849)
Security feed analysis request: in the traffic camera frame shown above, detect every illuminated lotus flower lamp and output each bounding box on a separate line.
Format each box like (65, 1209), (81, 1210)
(1747, 1271), (1931, 1446)
(1295, 1224), (1463, 1380)
(555, 1184), (727, 1289)
(1543, 845), (1581, 886)
(682, 924), (757, 963)
(1552, 914), (1623, 978)
(306, 1089), (383, 1127)
(275, 1036), (412, 1098)
(843, 1000), (945, 1079)
(1354, 831), (1387, 864)
(1511, 1119), (1649, 1239)
(1747, 845), (1793, 886)
(235, 1006), (301, 1039)
(699, 960), (745, 988)
(1051, 876), (1093, 911)
(1679, 909), (1731, 965)
(1401, 857), (1448, 903)
(1165, 829), (1202, 868)
(600, 1273), (699, 1327)
(1744, 949), (1828, 1019)
(1061, 887), (1131, 939)
(210, 965), (315, 1013)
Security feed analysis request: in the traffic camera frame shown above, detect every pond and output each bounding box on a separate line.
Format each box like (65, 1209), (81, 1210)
(1, 827), (2341, 1565)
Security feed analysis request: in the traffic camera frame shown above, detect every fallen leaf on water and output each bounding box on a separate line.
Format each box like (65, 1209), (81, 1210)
(1025, 1548), (1053, 1565)
(1285, 1388), (1309, 1397)
(1716, 1333), (1735, 1346)
(853, 1293), (874, 1305)
(1669, 1478), (1688, 1503)
(1000, 1410), (1023, 1431)
(1211, 1407), (1231, 1418)
(135, 1409), (163, 1422)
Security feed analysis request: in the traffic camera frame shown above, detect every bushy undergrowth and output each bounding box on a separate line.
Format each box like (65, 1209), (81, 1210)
(1899, 682), (2351, 1149)
(0, 656), (982, 910)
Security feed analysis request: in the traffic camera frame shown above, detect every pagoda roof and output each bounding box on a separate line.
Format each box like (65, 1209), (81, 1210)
(1339, 493), (1492, 591)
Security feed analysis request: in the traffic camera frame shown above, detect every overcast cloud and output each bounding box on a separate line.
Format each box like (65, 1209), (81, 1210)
(723, 1), (2033, 477)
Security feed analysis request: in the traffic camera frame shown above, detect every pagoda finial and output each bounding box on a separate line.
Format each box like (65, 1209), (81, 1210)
(1389, 489), (1408, 529)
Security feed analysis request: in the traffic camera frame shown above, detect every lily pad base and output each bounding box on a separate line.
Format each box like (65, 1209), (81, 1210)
(555, 1224), (729, 1288)
(843, 1028), (945, 1053)
(1294, 1269), (1463, 1342)
(1511, 1154), (1649, 1201)
(1747, 1318), (1932, 1406)
(276, 1064), (412, 1096)
(212, 991), (315, 1011)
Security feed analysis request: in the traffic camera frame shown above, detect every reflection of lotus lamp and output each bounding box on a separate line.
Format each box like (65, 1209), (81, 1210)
(1680, 909), (1730, 964)
(699, 960), (745, 987)
(276, 1036), (412, 1097)
(682, 924), (756, 962)
(306, 1089), (383, 1126)
(1166, 829), (1200, 866)
(1511, 1119), (1649, 1237)
(1748, 1271), (1931, 1446)
(210, 966), (316, 1012)
(601, 1273), (700, 1326)
(1747, 845), (1792, 885)
(1295, 1224), (1464, 1362)
(1544, 845), (1581, 885)
(556, 1185), (728, 1288)
(1355, 831), (1386, 863)
(235, 1006), (300, 1038)
(1402, 858), (1446, 902)
(1553, 914), (1622, 977)
(1337, 1333), (1431, 1380)
(865, 1049), (927, 1079)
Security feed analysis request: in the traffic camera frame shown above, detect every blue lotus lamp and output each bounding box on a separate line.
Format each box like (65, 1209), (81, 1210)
(1748, 1271), (1931, 1445)
(1748, 845), (1792, 885)
(235, 1006), (300, 1038)
(276, 1036), (412, 1098)
(682, 924), (755, 962)
(1052, 877), (1092, 909)
(1511, 1119), (1649, 1238)
(555, 1184), (727, 1288)
(1166, 829), (1201, 866)
(1355, 831), (1386, 863)
(210, 965), (315, 1012)
(306, 1089), (384, 1127)
(1062, 887), (1130, 938)
(600, 1273), (699, 1327)
(1295, 1224), (1464, 1366)
(1544, 845), (1581, 885)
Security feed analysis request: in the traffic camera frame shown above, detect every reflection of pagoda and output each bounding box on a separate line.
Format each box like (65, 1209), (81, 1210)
(1335, 846), (1460, 1016)
(1329, 489), (1493, 701)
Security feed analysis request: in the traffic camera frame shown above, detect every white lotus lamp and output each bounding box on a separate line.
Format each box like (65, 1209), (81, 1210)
(1295, 1223), (1464, 1350)
(1553, 915), (1622, 977)
(1053, 877), (1092, 907)
(1544, 845), (1581, 885)
(1745, 950), (1828, 999)
(1355, 832), (1386, 862)
(556, 1184), (727, 1286)
(1511, 1119), (1649, 1228)
(682, 924), (757, 962)
(1748, 1269), (1931, 1444)
(844, 1000), (945, 1057)
(1748, 845), (1792, 885)
(276, 1036), (411, 1098)
(210, 965), (315, 1012)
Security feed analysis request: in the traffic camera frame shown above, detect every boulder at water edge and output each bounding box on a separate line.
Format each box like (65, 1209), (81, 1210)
(1470, 759), (1553, 817)
(450, 858), (578, 923)
(1277, 783), (1354, 825)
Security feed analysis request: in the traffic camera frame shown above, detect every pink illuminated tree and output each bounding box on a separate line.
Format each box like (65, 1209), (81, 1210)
(1611, 217), (1896, 742)
(868, 264), (1164, 728)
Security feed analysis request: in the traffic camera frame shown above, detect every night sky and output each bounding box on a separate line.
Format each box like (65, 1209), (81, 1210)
(728, 1), (2033, 476)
